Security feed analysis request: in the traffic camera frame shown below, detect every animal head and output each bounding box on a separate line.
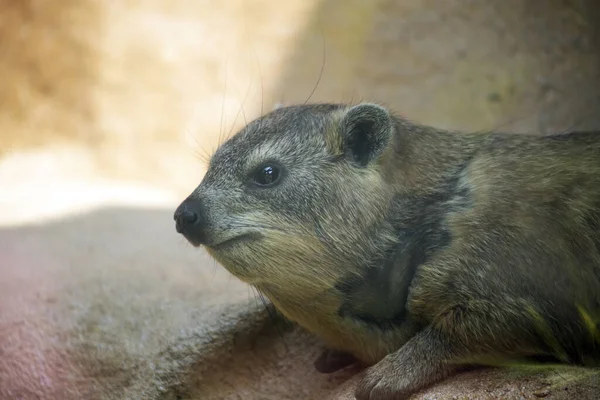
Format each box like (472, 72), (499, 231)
(174, 103), (399, 292)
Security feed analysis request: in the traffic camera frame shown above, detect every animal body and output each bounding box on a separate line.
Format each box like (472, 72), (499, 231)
(174, 102), (600, 399)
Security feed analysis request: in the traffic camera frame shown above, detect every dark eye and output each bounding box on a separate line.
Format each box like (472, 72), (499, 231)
(253, 164), (281, 187)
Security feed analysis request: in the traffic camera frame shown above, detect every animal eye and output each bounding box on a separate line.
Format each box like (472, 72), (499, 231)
(253, 164), (281, 187)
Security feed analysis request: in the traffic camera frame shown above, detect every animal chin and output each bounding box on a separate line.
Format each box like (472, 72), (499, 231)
(182, 235), (203, 248)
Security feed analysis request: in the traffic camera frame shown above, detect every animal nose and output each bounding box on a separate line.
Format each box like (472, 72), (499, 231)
(173, 199), (207, 245)
(174, 208), (198, 232)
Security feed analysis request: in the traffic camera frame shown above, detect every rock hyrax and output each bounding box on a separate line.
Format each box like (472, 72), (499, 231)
(174, 103), (600, 399)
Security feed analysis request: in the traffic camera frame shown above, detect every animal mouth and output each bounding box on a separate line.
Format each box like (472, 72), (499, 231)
(206, 233), (262, 250)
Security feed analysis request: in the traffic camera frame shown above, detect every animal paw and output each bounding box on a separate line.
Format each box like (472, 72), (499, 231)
(354, 355), (414, 400)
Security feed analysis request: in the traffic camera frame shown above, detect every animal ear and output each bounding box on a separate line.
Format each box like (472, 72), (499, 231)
(340, 103), (393, 167)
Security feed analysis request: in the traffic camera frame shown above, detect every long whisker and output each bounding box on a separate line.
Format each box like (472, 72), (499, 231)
(254, 42), (265, 119)
(218, 52), (230, 147)
(181, 101), (214, 166)
(183, 140), (211, 166)
(241, 0), (264, 119)
(227, 75), (254, 139)
(303, 17), (326, 105)
(211, 257), (219, 276)
(250, 286), (261, 308)
(256, 288), (288, 351)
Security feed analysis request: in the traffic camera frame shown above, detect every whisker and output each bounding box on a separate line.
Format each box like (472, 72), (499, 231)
(181, 102), (214, 166)
(256, 288), (289, 351)
(211, 257), (219, 276)
(255, 42), (265, 119)
(241, 2), (265, 119)
(250, 286), (261, 308)
(227, 77), (253, 139)
(303, 17), (326, 105)
(183, 142), (211, 166)
(218, 51), (230, 147)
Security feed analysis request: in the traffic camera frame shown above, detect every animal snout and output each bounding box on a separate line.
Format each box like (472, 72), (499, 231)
(174, 199), (207, 246)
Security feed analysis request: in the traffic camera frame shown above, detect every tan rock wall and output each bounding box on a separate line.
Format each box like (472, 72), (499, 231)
(1, 0), (598, 191)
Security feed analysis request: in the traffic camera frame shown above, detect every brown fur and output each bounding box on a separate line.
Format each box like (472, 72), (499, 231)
(175, 102), (600, 400)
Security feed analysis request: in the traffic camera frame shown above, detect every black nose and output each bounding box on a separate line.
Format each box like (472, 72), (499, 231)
(174, 199), (206, 245)
(174, 209), (198, 232)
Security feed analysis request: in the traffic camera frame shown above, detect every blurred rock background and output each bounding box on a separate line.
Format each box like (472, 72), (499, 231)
(2, 0), (598, 193)
(0, 1), (599, 399)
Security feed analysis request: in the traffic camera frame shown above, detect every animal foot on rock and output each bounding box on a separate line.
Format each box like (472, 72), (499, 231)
(354, 355), (414, 400)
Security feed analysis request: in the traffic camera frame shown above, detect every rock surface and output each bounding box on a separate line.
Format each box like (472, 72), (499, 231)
(1, 0), (599, 399)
